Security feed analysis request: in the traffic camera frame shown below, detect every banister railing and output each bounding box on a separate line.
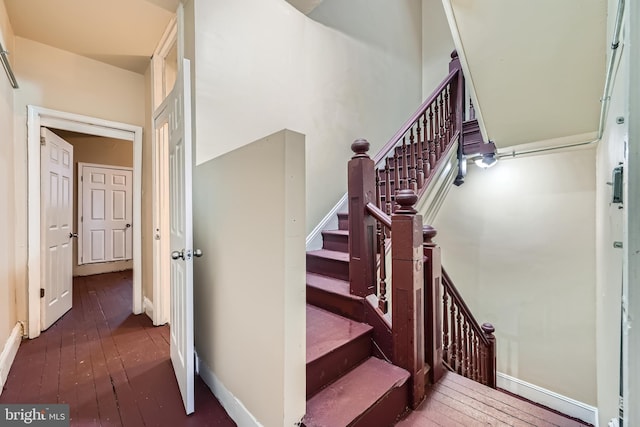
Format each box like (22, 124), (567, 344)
(346, 50), (494, 409)
(441, 268), (496, 388)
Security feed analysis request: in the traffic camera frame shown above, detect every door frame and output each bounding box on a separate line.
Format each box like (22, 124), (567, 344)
(27, 105), (143, 338)
(151, 5), (184, 326)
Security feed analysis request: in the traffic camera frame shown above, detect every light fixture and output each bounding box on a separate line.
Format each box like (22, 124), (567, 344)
(474, 152), (498, 169)
(0, 41), (19, 89)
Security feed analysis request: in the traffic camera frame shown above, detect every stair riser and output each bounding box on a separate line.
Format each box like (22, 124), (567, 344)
(306, 285), (364, 323)
(307, 333), (372, 398)
(321, 232), (349, 253)
(351, 381), (409, 427)
(338, 213), (349, 231)
(306, 254), (349, 282)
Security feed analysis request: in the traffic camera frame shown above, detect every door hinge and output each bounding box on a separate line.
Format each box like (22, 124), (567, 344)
(40, 136), (46, 146)
(40, 288), (45, 298)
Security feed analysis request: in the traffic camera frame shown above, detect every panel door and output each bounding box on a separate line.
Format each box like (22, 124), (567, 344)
(79, 164), (133, 264)
(41, 128), (74, 330)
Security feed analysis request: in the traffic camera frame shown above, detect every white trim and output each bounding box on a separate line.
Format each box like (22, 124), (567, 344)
(27, 105), (143, 339)
(0, 323), (23, 396)
(497, 372), (598, 426)
(305, 193), (347, 251)
(151, 5), (183, 327)
(143, 297), (154, 321)
(196, 353), (263, 427)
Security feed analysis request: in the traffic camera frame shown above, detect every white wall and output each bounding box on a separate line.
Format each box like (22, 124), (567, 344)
(192, 0), (423, 235)
(12, 37), (146, 328)
(0, 0), (18, 361)
(421, 0), (455, 98)
(433, 148), (597, 405)
(193, 130), (306, 427)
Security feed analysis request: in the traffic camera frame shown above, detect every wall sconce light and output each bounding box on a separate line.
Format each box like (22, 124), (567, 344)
(474, 152), (497, 169)
(0, 41), (19, 89)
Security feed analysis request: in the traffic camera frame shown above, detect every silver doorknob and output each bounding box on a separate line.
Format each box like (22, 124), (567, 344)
(171, 250), (184, 260)
(194, 249), (203, 258)
(69, 232), (78, 238)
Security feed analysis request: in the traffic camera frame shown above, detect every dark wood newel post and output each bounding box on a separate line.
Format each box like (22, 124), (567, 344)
(423, 225), (444, 385)
(482, 323), (497, 388)
(392, 189), (425, 408)
(348, 139), (376, 297)
(449, 50), (465, 129)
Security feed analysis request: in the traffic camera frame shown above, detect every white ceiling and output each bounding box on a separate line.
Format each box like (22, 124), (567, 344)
(4, 0), (178, 74)
(446, 0), (607, 148)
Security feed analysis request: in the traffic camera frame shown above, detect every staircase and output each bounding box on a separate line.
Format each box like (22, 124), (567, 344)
(302, 50), (593, 427)
(304, 214), (411, 427)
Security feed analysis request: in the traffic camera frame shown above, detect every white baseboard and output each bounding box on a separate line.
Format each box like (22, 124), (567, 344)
(195, 352), (263, 427)
(143, 296), (154, 322)
(306, 193), (347, 251)
(497, 372), (598, 426)
(0, 323), (23, 396)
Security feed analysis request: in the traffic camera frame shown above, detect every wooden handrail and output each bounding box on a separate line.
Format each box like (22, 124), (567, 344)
(366, 202), (391, 228)
(373, 68), (460, 164)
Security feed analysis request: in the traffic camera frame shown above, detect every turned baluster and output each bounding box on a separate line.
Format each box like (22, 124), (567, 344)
(442, 287), (450, 364)
(474, 334), (480, 381)
(479, 339), (487, 385)
(482, 323), (497, 388)
(423, 111), (431, 177)
(456, 308), (463, 374)
(377, 222), (388, 314)
(409, 130), (418, 191)
(400, 138), (409, 190)
(416, 119), (424, 188)
(449, 299), (457, 369)
(444, 87), (451, 144)
(437, 94), (444, 159)
(433, 101), (440, 163)
(429, 106), (437, 170)
(393, 150), (400, 208)
(463, 319), (470, 377)
(384, 159), (392, 215)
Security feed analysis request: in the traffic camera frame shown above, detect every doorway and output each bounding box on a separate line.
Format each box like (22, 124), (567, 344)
(27, 106), (143, 339)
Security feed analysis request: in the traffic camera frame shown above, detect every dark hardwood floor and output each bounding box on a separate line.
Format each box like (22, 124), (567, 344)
(397, 371), (592, 427)
(0, 271), (236, 427)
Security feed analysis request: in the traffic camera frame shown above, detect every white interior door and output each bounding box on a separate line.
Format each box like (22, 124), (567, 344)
(78, 164), (133, 264)
(40, 128), (74, 330)
(157, 58), (195, 415)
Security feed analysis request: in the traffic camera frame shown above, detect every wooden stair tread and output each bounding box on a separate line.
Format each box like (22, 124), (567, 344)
(306, 305), (372, 364)
(321, 229), (349, 236)
(306, 273), (353, 297)
(304, 357), (410, 427)
(307, 249), (350, 262)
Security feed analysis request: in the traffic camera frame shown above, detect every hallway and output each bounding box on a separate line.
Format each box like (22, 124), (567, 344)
(0, 271), (235, 427)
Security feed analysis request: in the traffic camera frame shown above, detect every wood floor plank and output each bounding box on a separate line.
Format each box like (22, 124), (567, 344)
(0, 270), (236, 427)
(443, 371), (588, 427)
